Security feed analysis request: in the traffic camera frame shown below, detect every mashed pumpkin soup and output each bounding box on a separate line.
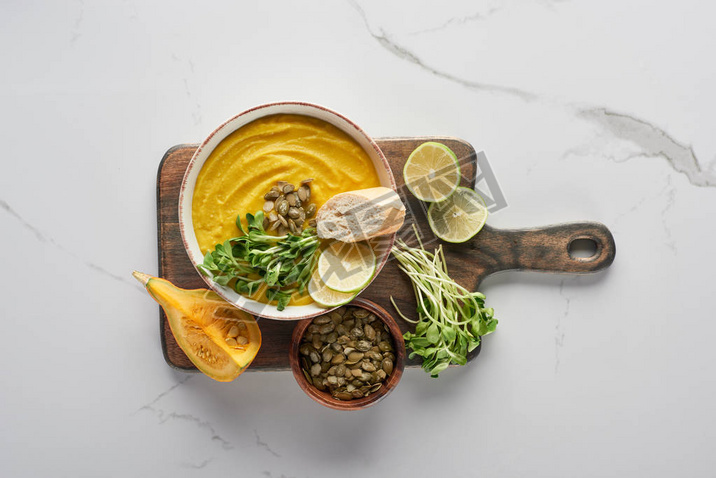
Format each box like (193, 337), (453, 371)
(192, 114), (382, 306)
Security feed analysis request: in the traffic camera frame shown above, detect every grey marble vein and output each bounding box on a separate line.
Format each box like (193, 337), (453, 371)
(84, 261), (135, 285)
(137, 393), (290, 458)
(576, 108), (716, 188)
(555, 279), (570, 373)
(70, 0), (84, 45)
(255, 429), (281, 458)
(661, 177), (677, 254)
(537, 0), (572, 9)
(408, 0), (570, 35)
(613, 191), (651, 225)
(136, 383), (288, 459)
(1, 198), (137, 287)
(349, 2), (714, 189)
(133, 375), (193, 415)
(1, 199), (51, 244)
(408, 7), (503, 35)
(262, 471), (297, 478)
(147, 407), (234, 450)
(348, 0), (538, 102)
(173, 54), (203, 125)
(181, 458), (212, 469)
(612, 174), (675, 228)
(126, 0), (139, 21)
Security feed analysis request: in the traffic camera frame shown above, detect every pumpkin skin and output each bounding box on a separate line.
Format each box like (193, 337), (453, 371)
(134, 272), (261, 381)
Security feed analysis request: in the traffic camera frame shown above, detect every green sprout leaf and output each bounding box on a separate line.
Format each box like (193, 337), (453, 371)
(199, 210), (319, 310)
(390, 234), (498, 378)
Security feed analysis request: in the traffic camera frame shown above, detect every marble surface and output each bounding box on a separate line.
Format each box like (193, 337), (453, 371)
(2, 1), (715, 476)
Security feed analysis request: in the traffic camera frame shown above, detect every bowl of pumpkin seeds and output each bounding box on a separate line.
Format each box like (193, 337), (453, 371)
(290, 298), (405, 410)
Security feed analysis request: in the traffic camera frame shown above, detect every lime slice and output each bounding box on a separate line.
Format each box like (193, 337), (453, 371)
(427, 187), (488, 243)
(317, 241), (376, 293)
(403, 142), (461, 202)
(308, 267), (356, 307)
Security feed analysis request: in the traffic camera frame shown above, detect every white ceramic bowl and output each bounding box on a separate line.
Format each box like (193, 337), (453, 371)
(178, 102), (396, 320)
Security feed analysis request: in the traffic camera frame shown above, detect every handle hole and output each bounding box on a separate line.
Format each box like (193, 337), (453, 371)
(568, 238), (598, 260)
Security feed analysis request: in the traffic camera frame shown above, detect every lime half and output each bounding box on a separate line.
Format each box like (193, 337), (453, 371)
(317, 241), (376, 293)
(427, 187), (488, 243)
(308, 267), (356, 307)
(403, 142), (461, 202)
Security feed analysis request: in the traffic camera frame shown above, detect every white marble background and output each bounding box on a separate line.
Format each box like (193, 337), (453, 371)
(2, 1), (715, 476)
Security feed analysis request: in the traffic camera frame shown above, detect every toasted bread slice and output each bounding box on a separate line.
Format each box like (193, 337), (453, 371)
(316, 187), (405, 242)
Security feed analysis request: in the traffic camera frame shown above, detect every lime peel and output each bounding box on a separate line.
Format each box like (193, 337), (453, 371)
(308, 268), (356, 307)
(427, 187), (488, 243)
(403, 142), (461, 203)
(317, 241), (376, 293)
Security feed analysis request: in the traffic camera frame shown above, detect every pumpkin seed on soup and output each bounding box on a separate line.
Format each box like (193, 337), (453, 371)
(260, 179), (316, 233)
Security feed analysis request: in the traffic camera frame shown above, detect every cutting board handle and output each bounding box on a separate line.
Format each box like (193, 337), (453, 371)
(471, 222), (616, 275)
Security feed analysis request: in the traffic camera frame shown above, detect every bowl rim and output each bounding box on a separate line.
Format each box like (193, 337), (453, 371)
(178, 101), (397, 320)
(289, 297), (406, 410)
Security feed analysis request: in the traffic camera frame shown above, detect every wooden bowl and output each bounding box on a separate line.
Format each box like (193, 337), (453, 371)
(289, 298), (406, 410)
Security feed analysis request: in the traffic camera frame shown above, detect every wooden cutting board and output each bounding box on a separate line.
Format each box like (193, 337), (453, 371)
(157, 138), (615, 372)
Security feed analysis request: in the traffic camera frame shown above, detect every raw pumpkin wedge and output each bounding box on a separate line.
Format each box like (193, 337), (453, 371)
(133, 271), (261, 382)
